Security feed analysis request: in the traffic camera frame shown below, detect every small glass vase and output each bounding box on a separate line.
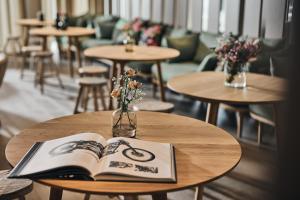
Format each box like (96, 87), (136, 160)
(112, 108), (137, 138)
(224, 62), (247, 88)
(123, 33), (135, 52)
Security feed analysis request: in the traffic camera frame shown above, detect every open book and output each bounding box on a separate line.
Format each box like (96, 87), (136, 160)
(9, 133), (176, 183)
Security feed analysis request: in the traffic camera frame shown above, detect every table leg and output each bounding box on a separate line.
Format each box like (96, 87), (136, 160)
(42, 36), (47, 51)
(49, 187), (63, 200)
(124, 195), (138, 200)
(67, 37), (74, 78)
(194, 185), (203, 200)
(206, 102), (220, 125)
(273, 103), (282, 151)
(24, 27), (29, 46)
(152, 193), (167, 200)
(74, 37), (82, 68)
(109, 61), (118, 110)
(156, 61), (166, 102)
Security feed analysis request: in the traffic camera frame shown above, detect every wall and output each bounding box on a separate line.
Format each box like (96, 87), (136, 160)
(110, 0), (287, 39)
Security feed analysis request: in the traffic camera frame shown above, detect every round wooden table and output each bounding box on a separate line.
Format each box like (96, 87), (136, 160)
(5, 111), (241, 200)
(30, 27), (95, 77)
(17, 18), (54, 46)
(168, 72), (286, 145)
(84, 45), (180, 109)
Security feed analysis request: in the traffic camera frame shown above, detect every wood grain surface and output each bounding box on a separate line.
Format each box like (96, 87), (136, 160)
(5, 111), (241, 195)
(84, 45), (180, 62)
(30, 27), (95, 37)
(0, 170), (33, 199)
(167, 72), (286, 104)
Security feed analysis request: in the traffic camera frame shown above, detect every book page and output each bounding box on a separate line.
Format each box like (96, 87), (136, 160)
(96, 137), (173, 179)
(19, 132), (107, 176)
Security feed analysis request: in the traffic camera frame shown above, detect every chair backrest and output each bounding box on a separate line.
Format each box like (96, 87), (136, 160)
(0, 53), (8, 87)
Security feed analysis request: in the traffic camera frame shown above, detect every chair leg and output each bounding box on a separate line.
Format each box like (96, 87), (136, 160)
(83, 193), (90, 200)
(194, 185), (204, 200)
(83, 87), (91, 111)
(39, 59), (45, 94)
(93, 86), (99, 111)
(152, 81), (157, 98)
(20, 54), (26, 79)
(236, 112), (244, 138)
(74, 86), (84, 114)
(257, 122), (263, 145)
(53, 60), (64, 89)
(98, 86), (107, 110)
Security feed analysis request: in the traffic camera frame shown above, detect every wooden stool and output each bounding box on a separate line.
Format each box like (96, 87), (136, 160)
(133, 100), (174, 113)
(3, 36), (22, 56)
(78, 66), (108, 77)
(74, 77), (107, 114)
(0, 170), (33, 200)
(32, 51), (64, 94)
(20, 45), (43, 79)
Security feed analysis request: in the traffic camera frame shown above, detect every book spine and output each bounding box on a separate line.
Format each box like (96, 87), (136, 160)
(9, 142), (44, 178)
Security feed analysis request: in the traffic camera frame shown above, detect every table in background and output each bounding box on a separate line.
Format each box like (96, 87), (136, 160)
(5, 111), (241, 200)
(168, 72), (286, 145)
(30, 26), (95, 77)
(84, 45), (180, 109)
(17, 18), (54, 45)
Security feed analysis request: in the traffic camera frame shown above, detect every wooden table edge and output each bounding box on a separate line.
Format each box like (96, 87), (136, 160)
(167, 82), (285, 105)
(5, 111), (242, 195)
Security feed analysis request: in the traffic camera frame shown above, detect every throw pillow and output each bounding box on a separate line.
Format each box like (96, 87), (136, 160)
(139, 25), (163, 46)
(193, 40), (212, 63)
(167, 33), (199, 63)
(98, 22), (116, 39)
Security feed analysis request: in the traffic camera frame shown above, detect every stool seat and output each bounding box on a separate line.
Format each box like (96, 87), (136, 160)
(133, 100), (174, 113)
(78, 77), (107, 86)
(0, 170), (33, 199)
(7, 36), (20, 40)
(21, 45), (42, 53)
(78, 66), (108, 75)
(31, 51), (53, 57)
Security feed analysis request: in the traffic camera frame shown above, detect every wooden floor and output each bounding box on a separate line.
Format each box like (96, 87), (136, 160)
(0, 62), (277, 199)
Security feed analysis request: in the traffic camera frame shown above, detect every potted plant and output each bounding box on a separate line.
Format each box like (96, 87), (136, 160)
(215, 34), (260, 88)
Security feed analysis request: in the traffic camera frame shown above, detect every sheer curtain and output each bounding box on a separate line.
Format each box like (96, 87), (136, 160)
(0, 0), (23, 49)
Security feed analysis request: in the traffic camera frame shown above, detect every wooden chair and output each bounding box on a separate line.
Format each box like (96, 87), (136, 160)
(0, 170), (33, 200)
(220, 104), (249, 138)
(31, 51), (64, 94)
(249, 104), (275, 145)
(74, 77), (107, 114)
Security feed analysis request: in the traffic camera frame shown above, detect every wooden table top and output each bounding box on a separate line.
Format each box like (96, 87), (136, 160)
(30, 26), (95, 37)
(84, 45), (180, 62)
(168, 72), (286, 104)
(5, 111), (241, 195)
(17, 18), (54, 27)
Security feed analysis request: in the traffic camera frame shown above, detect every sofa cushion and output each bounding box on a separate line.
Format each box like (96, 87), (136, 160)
(161, 28), (188, 47)
(193, 40), (212, 63)
(81, 38), (114, 50)
(167, 33), (199, 63)
(152, 62), (199, 82)
(98, 22), (116, 39)
(199, 32), (220, 49)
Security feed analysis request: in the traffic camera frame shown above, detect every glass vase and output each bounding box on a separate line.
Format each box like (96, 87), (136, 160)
(112, 108), (137, 138)
(224, 62), (247, 88)
(123, 33), (135, 52)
